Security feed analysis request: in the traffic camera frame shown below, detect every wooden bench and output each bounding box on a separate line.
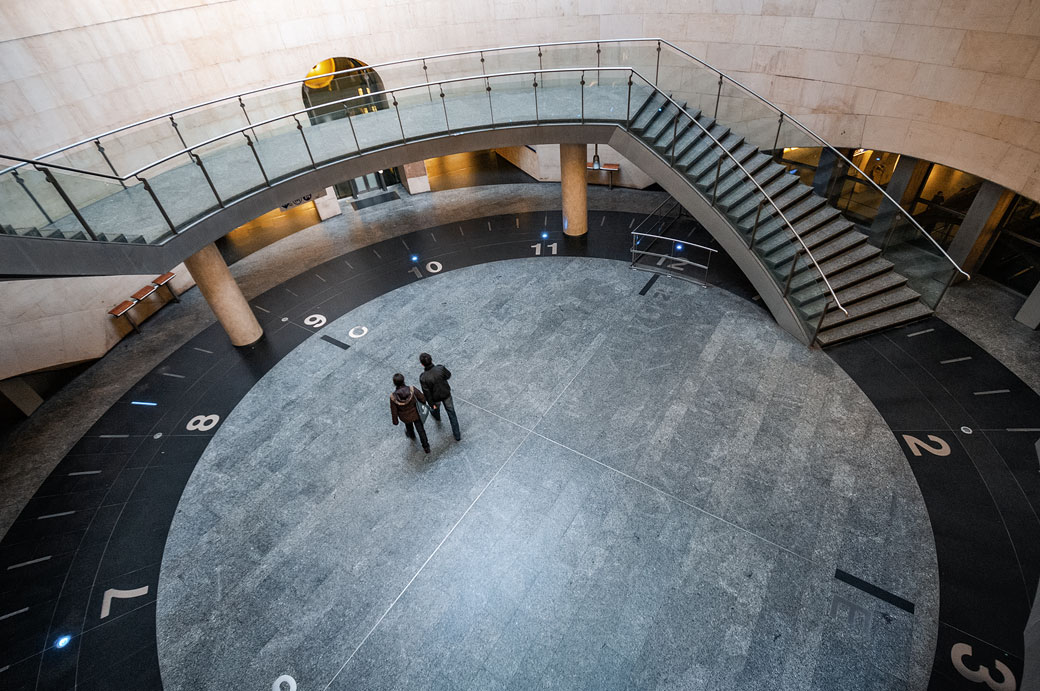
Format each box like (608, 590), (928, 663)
(108, 272), (181, 335)
(587, 161), (620, 189)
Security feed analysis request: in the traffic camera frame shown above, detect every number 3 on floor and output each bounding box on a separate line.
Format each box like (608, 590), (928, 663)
(951, 643), (1016, 690)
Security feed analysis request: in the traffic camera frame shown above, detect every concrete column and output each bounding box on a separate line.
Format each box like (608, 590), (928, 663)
(184, 243), (263, 346)
(0, 377), (44, 416)
(812, 148), (839, 198)
(314, 187), (341, 221)
(1016, 281), (1040, 329)
(947, 181), (1015, 273)
(869, 154), (920, 245)
(560, 143), (588, 237)
(401, 161), (431, 194)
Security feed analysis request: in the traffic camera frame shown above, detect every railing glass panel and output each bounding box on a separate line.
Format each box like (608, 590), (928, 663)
(194, 135), (268, 204)
(881, 217), (957, 308)
(443, 79), (494, 132)
(143, 152), (218, 230)
(252, 116), (315, 183)
(490, 72), (538, 125)
(60, 172), (171, 243)
(0, 168), (80, 237)
(536, 71), (582, 122)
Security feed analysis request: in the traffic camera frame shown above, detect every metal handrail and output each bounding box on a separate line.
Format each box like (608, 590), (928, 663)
(630, 197), (678, 236)
(0, 36), (964, 285)
(640, 81), (848, 315)
(632, 231), (717, 254)
(0, 63), (849, 320)
(0, 153), (123, 181)
(654, 39), (969, 279)
(124, 67), (592, 179)
(0, 39), (616, 177)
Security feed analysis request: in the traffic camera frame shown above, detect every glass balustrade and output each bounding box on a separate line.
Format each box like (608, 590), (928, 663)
(1, 39), (966, 328)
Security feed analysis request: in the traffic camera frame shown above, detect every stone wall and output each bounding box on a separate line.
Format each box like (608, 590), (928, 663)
(1, 0), (1038, 200)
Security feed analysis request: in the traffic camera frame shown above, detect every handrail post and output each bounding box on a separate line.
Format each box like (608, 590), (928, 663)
(243, 132), (270, 186)
(711, 155), (724, 205)
(533, 73), (539, 123)
(654, 41), (661, 85)
(783, 250), (802, 295)
(169, 115), (187, 148)
(12, 169), (54, 224)
(343, 106), (361, 152)
(626, 71), (633, 126)
(238, 96), (258, 140)
(811, 299), (831, 345)
(714, 74), (723, 119)
(537, 46), (543, 71)
(580, 71), (585, 124)
(137, 175), (176, 233)
(772, 113), (784, 160)
(422, 59), (432, 102)
(934, 269), (958, 309)
(479, 50), (486, 75)
(94, 139), (126, 189)
(440, 86), (451, 134)
(485, 77), (494, 124)
(391, 91), (406, 142)
(749, 200), (764, 248)
(596, 42), (601, 82)
(294, 116), (317, 169)
(670, 113), (679, 166)
(191, 152), (224, 207)
(38, 166), (97, 240)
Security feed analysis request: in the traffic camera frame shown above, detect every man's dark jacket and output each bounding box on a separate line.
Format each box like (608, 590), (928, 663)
(419, 364), (452, 403)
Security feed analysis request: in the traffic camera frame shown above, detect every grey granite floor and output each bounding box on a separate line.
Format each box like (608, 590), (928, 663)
(0, 184), (667, 540)
(157, 258), (938, 690)
(938, 275), (1040, 395)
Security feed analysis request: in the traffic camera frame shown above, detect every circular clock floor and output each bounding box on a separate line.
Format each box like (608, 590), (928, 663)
(156, 258), (938, 691)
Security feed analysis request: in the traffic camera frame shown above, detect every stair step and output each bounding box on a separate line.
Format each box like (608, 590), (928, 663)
(662, 126), (705, 160)
(687, 133), (744, 178)
(652, 111), (699, 148)
(816, 300), (933, 347)
(718, 161), (789, 211)
(760, 219), (852, 258)
(727, 175), (800, 219)
(642, 102), (686, 140)
(631, 93), (668, 131)
(771, 229), (866, 273)
(804, 272), (909, 319)
(676, 124), (730, 168)
(790, 242), (881, 292)
(820, 286), (922, 330)
(791, 257), (894, 305)
(693, 142), (758, 186)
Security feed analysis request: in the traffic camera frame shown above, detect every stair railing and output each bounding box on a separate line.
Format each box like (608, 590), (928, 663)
(1, 62), (850, 342)
(627, 80), (848, 325)
(653, 39), (970, 308)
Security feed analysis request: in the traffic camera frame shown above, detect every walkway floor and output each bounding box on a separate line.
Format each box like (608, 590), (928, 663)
(0, 183), (1035, 691)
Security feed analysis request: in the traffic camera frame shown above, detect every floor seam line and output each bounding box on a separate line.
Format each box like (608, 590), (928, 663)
(531, 431), (813, 564)
(321, 428), (532, 691)
(456, 396), (812, 562)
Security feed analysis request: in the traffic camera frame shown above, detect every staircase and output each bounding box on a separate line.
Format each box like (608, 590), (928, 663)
(628, 92), (932, 346)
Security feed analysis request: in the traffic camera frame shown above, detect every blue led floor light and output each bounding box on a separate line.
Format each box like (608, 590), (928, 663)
(56, 635), (71, 648)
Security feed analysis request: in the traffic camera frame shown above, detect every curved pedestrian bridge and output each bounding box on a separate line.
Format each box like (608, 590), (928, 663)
(0, 39), (965, 346)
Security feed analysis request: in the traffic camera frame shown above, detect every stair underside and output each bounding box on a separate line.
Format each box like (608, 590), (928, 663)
(632, 91), (935, 346)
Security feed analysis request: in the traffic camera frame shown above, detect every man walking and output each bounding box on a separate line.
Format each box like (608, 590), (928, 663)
(390, 373), (430, 453)
(419, 353), (461, 441)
